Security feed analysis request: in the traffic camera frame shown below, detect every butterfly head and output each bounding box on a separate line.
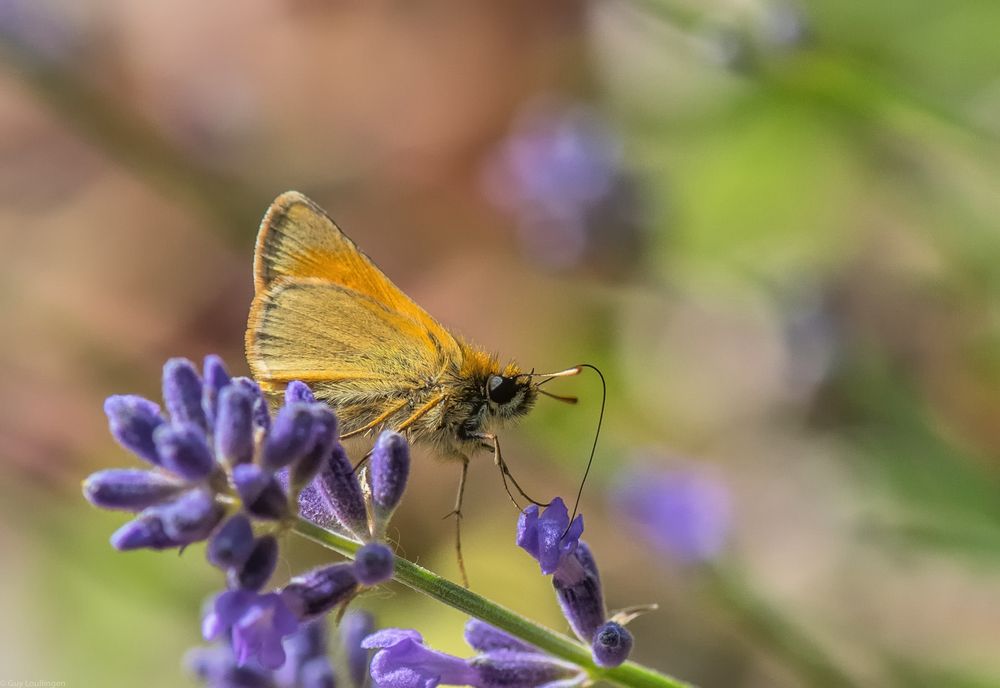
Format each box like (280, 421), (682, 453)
(482, 364), (537, 422)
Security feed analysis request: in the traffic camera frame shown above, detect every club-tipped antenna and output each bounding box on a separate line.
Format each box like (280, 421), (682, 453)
(532, 366), (583, 387)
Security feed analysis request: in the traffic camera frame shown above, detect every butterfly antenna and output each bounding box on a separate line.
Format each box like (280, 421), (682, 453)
(564, 363), (606, 537)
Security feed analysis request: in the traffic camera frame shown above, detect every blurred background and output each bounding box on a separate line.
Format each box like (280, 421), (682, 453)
(2, 1), (999, 686)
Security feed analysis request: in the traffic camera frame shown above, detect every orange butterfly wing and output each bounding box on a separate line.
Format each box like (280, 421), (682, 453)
(246, 191), (463, 389)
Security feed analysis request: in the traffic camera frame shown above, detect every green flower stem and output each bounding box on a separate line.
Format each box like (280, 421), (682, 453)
(292, 518), (695, 688)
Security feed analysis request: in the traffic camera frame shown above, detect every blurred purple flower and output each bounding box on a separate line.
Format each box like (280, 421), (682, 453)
(0, 0), (86, 62)
(481, 99), (645, 273)
(612, 465), (731, 564)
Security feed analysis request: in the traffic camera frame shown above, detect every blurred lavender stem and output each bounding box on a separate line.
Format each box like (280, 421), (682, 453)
(292, 517), (696, 688)
(704, 562), (863, 688)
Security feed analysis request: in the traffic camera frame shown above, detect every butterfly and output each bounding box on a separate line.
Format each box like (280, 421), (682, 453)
(245, 191), (582, 583)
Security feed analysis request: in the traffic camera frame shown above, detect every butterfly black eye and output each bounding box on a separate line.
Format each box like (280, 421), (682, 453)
(487, 375), (519, 405)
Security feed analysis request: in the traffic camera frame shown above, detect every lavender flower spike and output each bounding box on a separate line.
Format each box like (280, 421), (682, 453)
(516, 497), (583, 575)
(368, 430), (410, 539)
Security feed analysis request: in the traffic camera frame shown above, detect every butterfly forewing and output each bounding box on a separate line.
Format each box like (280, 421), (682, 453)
(252, 191), (460, 355)
(246, 192), (464, 433)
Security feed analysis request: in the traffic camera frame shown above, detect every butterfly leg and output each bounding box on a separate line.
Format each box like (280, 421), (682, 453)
(442, 456), (471, 588)
(340, 398), (410, 440)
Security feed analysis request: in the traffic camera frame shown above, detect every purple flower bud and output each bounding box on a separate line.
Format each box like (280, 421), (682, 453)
(83, 468), (184, 511)
(159, 489), (225, 545)
(104, 395), (165, 466)
(285, 380), (316, 404)
(154, 423), (215, 481)
(110, 513), (178, 550)
(368, 431), (409, 537)
(207, 514), (255, 570)
(230, 535), (279, 591)
(299, 657), (336, 688)
(202, 354), (231, 428)
(591, 621), (633, 668)
(281, 564), (358, 620)
(464, 620), (536, 654)
(340, 610), (375, 688)
(163, 358), (207, 431)
(363, 629), (478, 688)
(313, 444), (368, 539)
(263, 403), (317, 471)
(291, 406), (339, 492)
(215, 385), (256, 467)
(233, 377), (271, 432)
(472, 652), (583, 688)
(516, 497), (584, 575)
(552, 542), (606, 644)
(353, 542), (394, 586)
(234, 464), (289, 521)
